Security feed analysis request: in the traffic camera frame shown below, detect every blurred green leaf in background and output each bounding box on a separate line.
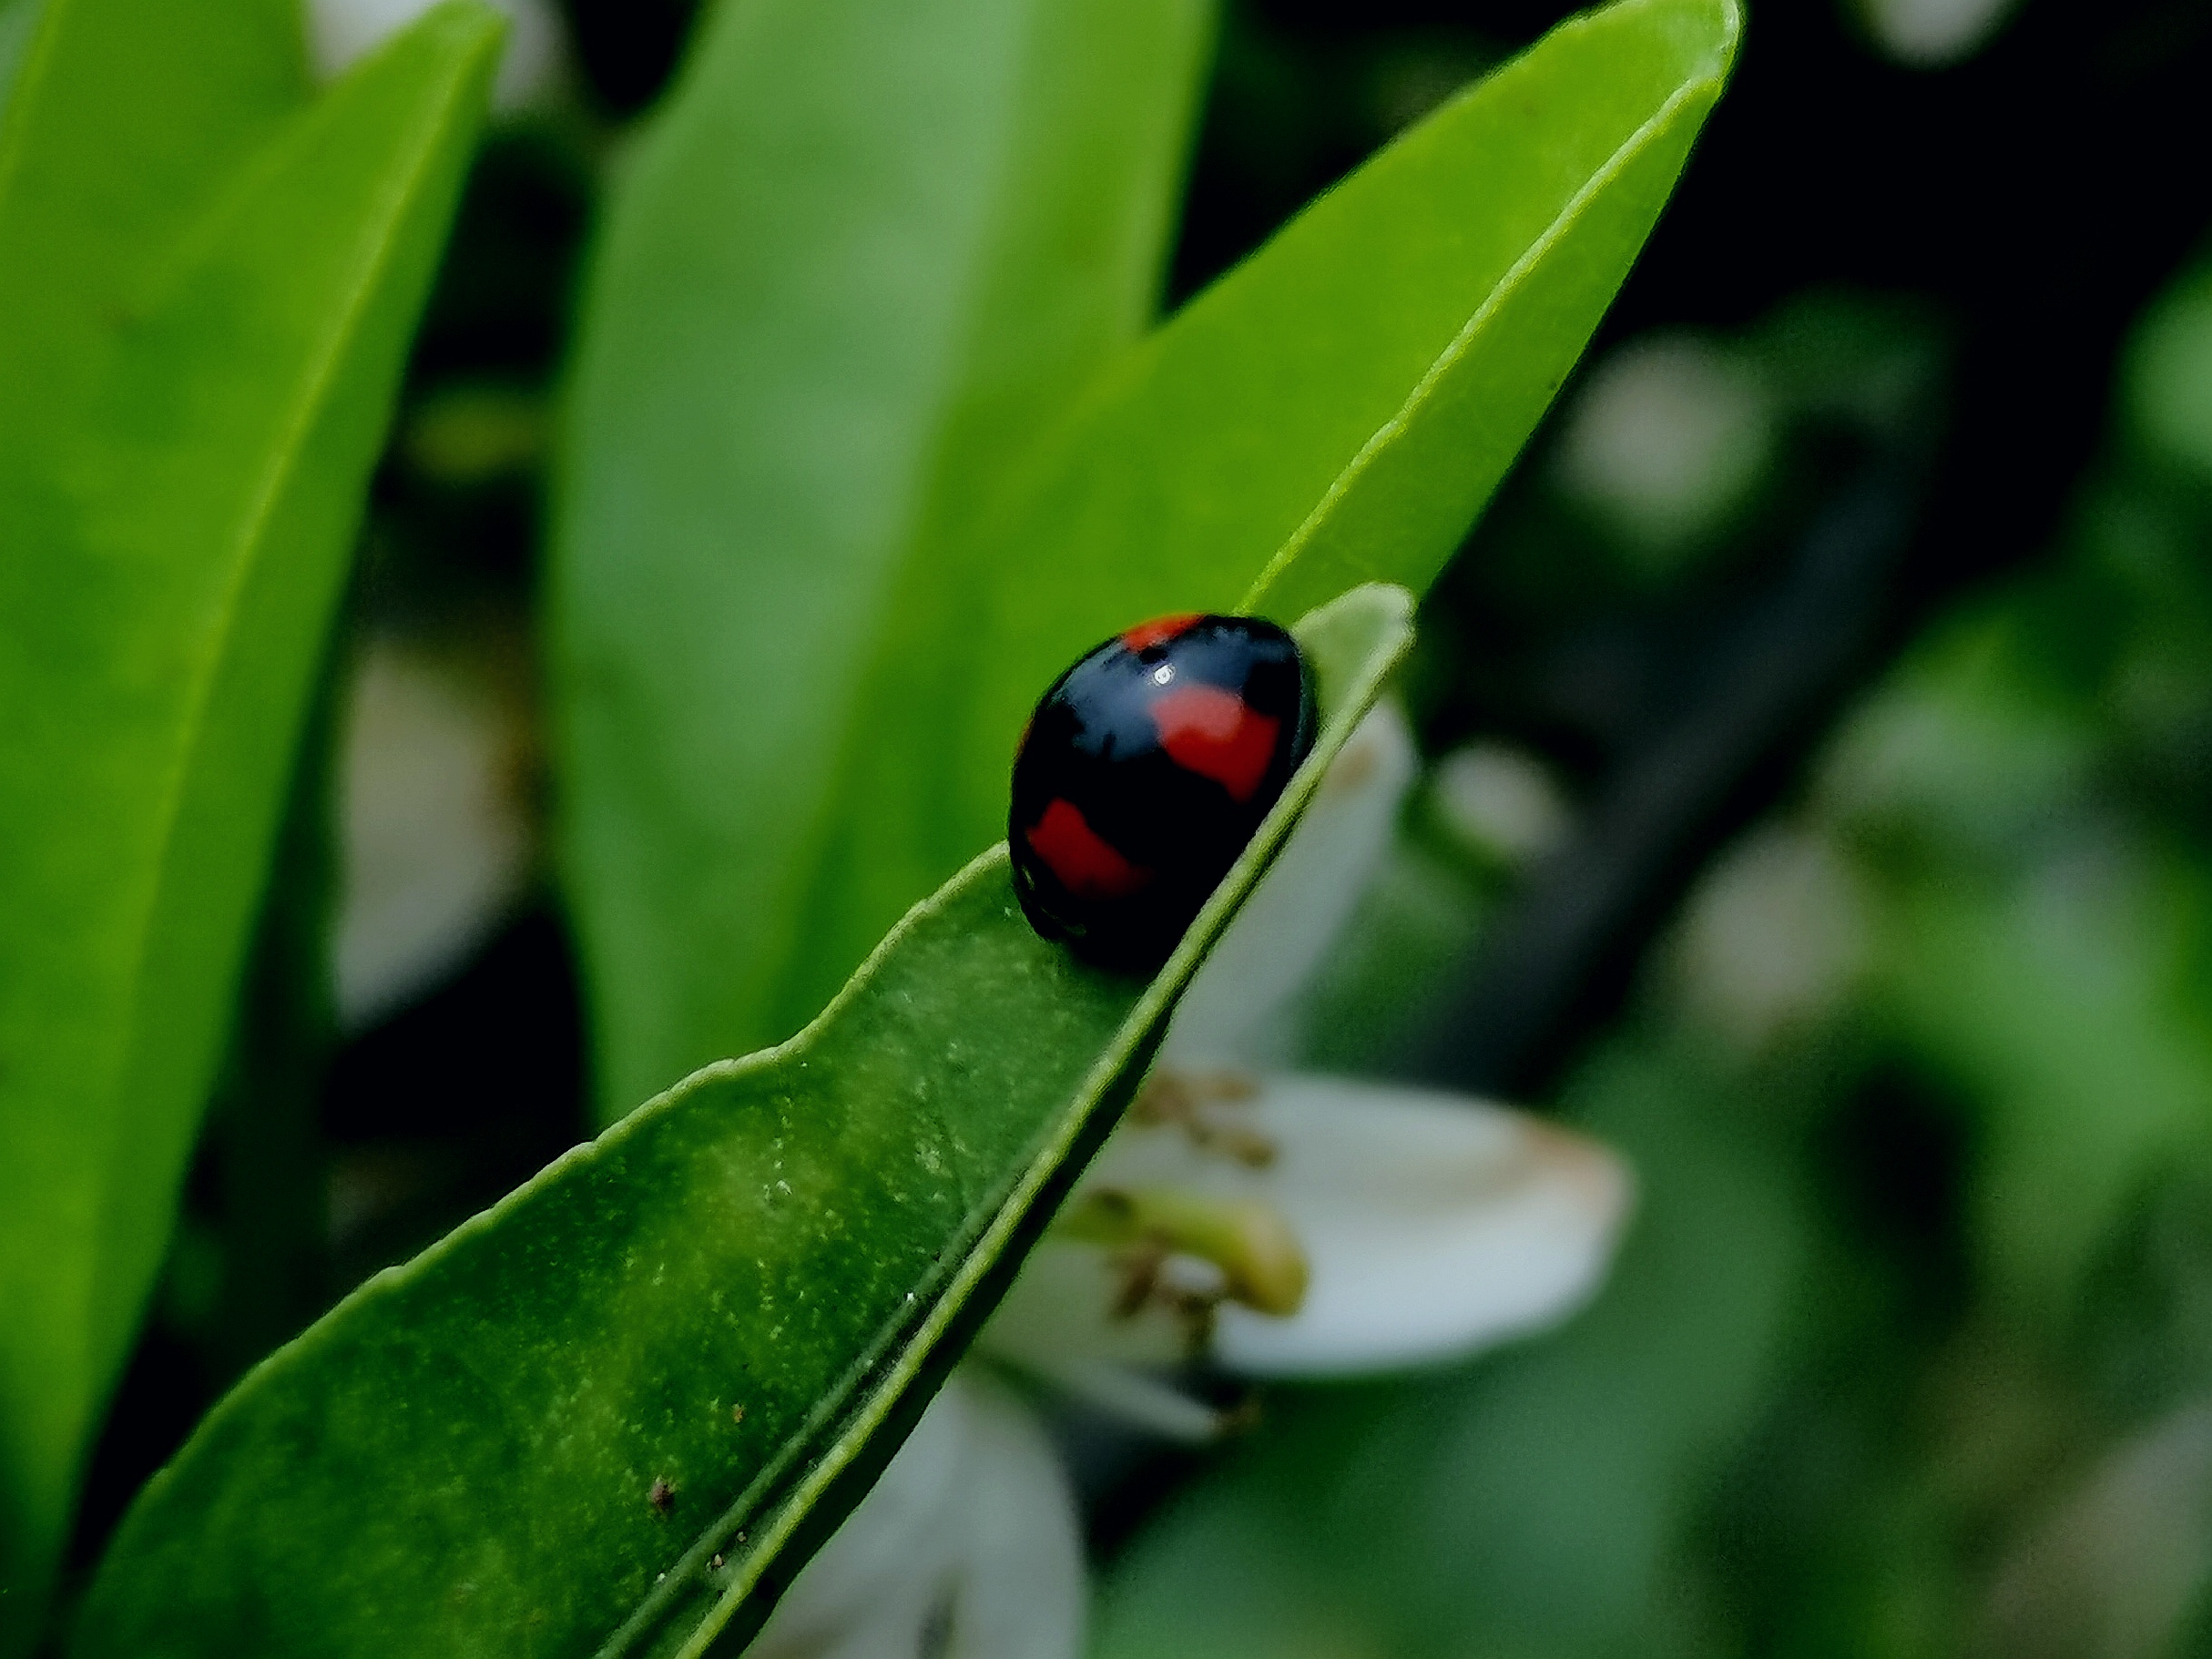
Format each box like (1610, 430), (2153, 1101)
(0, 0), (499, 1635)
(551, 0), (1217, 1117)
(0, 0), (42, 118)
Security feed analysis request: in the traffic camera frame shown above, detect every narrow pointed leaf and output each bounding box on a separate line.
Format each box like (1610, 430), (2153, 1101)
(0, 0), (47, 125)
(551, 0), (1213, 1116)
(75, 585), (1414, 1659)
(0, 2), (499, 1626)
(0, 0), (304, 336)
(879, 0), (1741, 1013)
(555, 0), (1739, 1128)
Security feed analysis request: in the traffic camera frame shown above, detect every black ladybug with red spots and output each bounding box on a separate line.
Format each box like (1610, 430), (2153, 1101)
(1009, 612), (1315, 970)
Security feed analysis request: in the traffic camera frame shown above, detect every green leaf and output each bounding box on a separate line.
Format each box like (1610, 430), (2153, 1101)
(1834, 595), (2212, 1315)
(1883, 820), (2212, 1318)
(2126, 256), (2212, 482)
(0, 2), (499, 1629)
(910, 0), (1740, 968)
(554, 0), (1738, 1121)
(551, 0), (1214, 1117)
(74, 585), (1414, 1659)
(0, 0), (44, 126)
(0, 0), (304, 321)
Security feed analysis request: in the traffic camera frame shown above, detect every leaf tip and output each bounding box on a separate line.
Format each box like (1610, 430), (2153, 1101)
(419, 0), (513, 54)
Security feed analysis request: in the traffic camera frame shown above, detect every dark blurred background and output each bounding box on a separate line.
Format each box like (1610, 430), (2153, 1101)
(68, 3), (2212, 1654)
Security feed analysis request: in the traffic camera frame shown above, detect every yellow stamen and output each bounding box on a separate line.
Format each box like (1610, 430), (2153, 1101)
(1057, 1186), (1309, 1318)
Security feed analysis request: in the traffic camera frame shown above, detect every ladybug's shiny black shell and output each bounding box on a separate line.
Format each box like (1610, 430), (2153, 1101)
(1009, 613), (1315, 970)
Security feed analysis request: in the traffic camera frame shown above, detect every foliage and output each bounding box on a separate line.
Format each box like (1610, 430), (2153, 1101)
(0, 0), (498, 1636)
(1098, 213), (2212, 1659)
(74, 588), (1411, 1659)
(0, 0), (1742, 1649)
(36, 0), (2212, 1654)
(553, 0), (1739, 1116)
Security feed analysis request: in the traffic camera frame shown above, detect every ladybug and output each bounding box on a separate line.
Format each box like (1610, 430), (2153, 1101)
(1009, 613), (1315, 970)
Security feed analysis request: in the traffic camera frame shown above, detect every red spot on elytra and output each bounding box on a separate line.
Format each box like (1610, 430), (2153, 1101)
(1149, 686), (1279, 802)
(1026, 799), (1153, 900)
(1121, 613), (1202, 653)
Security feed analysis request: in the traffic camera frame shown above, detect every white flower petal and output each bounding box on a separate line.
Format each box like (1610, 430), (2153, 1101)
(746, 1373), (1084, 1659)
(333, 638), (533, 1030)
(939, 1378), (1086, 1659)
(1086, 1073), (1634, 1378)
(980, 1238), (1201, 1375)
(765, 1593), (939, 1659)
(746, 1381), (972, 1658)
(1008, 1356), (1225, 1445)
(304, 0), (566, 108)
(1165, 702), (1415, 1067)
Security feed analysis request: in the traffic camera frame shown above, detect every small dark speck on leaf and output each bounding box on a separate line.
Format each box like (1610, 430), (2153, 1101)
(648, 1477), (676, 1515)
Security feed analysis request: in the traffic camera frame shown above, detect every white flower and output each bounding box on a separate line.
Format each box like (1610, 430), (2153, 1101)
(1019, 1070), (1628, 1386)
(745, 1375), (1081, 1659)
(332, 636), (535, 1031)
(303, 0), (567, 110)
(749, 704), (1636, 1657)
(1851, 0), (2021, 68)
